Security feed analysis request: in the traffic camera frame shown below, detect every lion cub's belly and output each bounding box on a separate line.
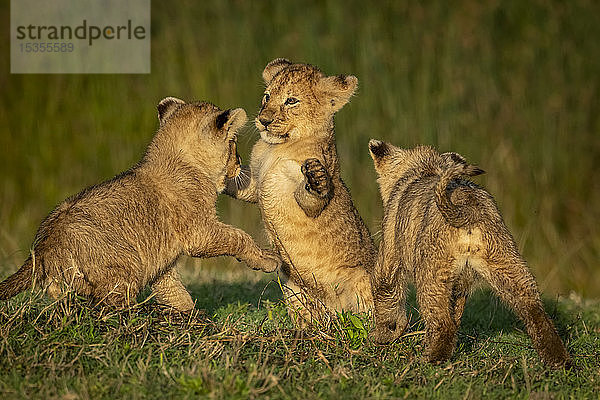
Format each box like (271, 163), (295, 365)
(256, 156), (341, 278)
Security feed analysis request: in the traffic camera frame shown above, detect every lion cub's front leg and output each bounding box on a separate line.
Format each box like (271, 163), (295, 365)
(371, 250), (409, 344)
(188, 221), (281, 273)
(294, 158), (333, 218)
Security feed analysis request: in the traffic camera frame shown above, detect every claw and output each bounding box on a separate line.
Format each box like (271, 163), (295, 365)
(301, 158), (330, 198)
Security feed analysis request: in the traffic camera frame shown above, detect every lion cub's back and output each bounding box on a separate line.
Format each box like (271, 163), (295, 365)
(389, 176), (502, 275)
(34, 172), (181, 286)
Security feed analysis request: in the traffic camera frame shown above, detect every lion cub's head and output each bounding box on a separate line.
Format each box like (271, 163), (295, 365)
(154, 97), (245, 192)
(369, 139), (482, 203)
(256, 58), (358, 144)
(369, 140), (439, 182)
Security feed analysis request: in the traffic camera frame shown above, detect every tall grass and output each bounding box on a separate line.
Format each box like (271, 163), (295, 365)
(0, 0), (598, 296)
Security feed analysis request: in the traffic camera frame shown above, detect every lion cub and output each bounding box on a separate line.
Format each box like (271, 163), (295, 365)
(0, 98), (280, 310)
(226, 59), (376, 324)
(368, 140), (571, 368)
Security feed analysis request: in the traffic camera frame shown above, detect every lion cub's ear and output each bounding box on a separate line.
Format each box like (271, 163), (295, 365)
(441, 152), (485, 177)
(262, 58), (292, 85)
(368, 139), (390, 160)
(157, 97), (185, 123)
(216, 108), (247, 138)
(441, 152), (468, 166)
(318, 74), (358, 113)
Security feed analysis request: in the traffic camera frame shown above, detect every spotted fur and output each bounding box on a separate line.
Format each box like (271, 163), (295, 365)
(226, 59), (376, 325)
(368, 140), (571, 368)
(0, 98), (281, 310)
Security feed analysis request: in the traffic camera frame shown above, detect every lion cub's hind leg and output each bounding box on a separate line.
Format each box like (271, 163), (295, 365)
(474, 249), (571, 368)
(151, 267), (195, 312)
(417, 261), (461, 364)
(281, 280), (329, 328)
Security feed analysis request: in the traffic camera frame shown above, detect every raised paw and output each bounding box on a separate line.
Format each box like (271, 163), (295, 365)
(247, 249), (282, 273)
(301, 158), (331, 198)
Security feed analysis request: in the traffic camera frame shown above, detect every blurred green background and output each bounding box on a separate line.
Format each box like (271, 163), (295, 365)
(1, 0), (598, 297)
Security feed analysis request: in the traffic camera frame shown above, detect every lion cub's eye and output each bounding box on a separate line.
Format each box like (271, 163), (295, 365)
(284, 97), (299, 106)
(263, 93), (270, 104)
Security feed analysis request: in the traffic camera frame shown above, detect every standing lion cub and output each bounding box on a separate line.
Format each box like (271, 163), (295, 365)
(226, 59), (376, 324)
(0, 98), (280, 310)
(368, 140), (571, 368)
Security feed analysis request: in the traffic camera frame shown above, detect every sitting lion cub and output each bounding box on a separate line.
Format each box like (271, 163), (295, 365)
(368, 139), (571, 368)
(226, 59), (376, 324)
(0, 98), (280, 310)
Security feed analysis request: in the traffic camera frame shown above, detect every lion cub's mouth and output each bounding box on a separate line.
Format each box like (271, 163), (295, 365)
(260, 129), (290, 145)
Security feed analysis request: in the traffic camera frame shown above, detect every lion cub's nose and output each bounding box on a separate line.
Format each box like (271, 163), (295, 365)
(259, 117), (273, 128)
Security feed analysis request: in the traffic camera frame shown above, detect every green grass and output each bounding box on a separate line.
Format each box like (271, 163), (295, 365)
(1, 0), (599, 296)
(1, 267), (599, 399)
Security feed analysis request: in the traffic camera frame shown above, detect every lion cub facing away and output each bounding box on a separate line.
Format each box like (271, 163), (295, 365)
(0, 98), (280, 310)
(226, 59), (376, 323)
(368, 140), (570, 368)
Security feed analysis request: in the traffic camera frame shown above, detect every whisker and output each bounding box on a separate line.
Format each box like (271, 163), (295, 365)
(231, 168), (251, 190)
(242, 175), (251, 188)
(239, 171), (247, 184)
(371, 229), (383, 241)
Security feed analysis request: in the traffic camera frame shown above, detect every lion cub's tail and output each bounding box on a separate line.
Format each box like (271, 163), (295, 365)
(435, 153), (485, 228)
(0, 256), (33, 300)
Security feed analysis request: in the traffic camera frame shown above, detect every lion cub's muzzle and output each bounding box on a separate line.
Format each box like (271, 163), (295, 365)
(255, 118), (290, 144)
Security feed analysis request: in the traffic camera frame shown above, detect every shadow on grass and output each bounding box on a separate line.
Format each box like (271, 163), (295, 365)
(186, 278), (283, 315)
(403, 286), (573, 352)
(182, 279), (573, 356)
(184, 279), (572, 333)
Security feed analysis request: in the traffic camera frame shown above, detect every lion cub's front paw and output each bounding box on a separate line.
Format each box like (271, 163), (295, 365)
(301, 158), (331, 198)
(370, 320), (406, 344)
(248, 249), (281, 273)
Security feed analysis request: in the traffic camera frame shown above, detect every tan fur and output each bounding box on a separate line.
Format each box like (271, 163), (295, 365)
(368, 140), (571, 368)
(226, 59), (376, 324)
(0, 98), (280, 310)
